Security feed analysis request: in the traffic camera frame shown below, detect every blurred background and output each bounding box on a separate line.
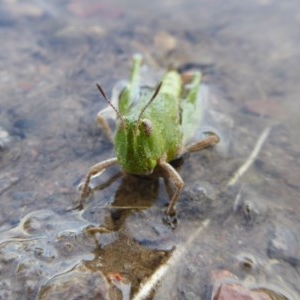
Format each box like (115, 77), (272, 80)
(0, 0), (299, 299)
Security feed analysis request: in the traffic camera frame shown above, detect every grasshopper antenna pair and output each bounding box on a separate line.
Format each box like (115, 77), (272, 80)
(96, 81), (162, 132)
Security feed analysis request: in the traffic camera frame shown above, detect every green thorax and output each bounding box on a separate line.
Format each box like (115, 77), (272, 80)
(114, 71), (183, 175)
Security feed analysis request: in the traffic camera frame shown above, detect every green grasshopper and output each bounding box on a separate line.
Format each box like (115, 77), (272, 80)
(79, 55), (219, 216)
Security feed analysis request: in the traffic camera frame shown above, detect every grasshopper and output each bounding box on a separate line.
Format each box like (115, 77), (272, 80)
(79, 55), (219, 216)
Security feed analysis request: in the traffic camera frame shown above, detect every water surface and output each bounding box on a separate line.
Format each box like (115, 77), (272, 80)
(0, 0), (299, 299)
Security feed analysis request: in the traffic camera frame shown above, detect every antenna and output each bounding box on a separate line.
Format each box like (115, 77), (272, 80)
(96, 84), (125, 127)
(135, 81), (162, 131)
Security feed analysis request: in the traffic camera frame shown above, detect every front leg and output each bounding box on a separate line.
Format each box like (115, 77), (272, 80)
(185, 132), (219, 153)
(158, 160), (184, 216)
(96, 107), (115, 142)
(79, 157), (118, 208)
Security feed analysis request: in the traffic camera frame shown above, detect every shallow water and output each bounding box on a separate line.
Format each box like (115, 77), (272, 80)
(0, 0), (299, 299)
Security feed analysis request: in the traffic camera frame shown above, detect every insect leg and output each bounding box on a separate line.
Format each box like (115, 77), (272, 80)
(97, 107), (115, 142)
(130, 54), (142, 90)
(185, 132), (219, 153)
(92, 171), (123, 193)
(118, 54), (143, 114)
(159, 161), (184, 216)
(79, 157), (118, 208)
(181, 71), (204, 144)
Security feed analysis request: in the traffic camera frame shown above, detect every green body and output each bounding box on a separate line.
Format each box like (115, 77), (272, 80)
(113, 55), (203, 176)
(79, 55), (215, 217)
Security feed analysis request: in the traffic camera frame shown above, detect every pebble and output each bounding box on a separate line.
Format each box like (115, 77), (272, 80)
(154, 31), (177, 53)
(213, 283), (272, 300)
(0, 127), (11, 149)
(54, 25), (106, 40)
(267, 224), (300, 267)
(243, 99), (286, 119)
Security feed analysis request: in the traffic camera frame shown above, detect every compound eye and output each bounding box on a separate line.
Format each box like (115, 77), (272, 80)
(141, 119), (152, 137)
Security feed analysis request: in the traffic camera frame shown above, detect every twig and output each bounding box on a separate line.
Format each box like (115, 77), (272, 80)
(133, 219), (210, 300)
(227, 126), (271, 187)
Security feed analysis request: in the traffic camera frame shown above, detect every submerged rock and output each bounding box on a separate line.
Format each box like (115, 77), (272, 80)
(267, 224), (300, 267)
(213, 283), (272, 300)
(38, 265), (109, 300)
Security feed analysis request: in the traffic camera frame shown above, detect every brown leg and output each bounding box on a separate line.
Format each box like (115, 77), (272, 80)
(93, 171), (123, 192)
(79, 157), (118, 207)
(159, 161), (184, 216)
(185, 132), (219, 153)
(96, 108), (114, 143)
(84, 226), (111, 235)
